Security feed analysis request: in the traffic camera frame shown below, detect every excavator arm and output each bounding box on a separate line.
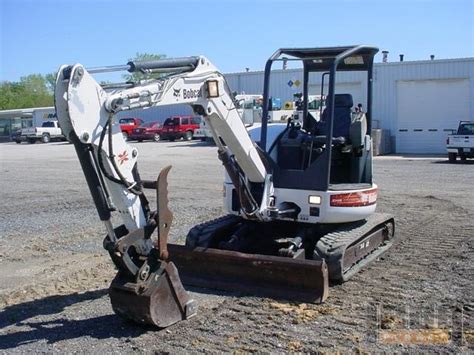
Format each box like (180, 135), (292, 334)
(54, 56), (275, 327)
(56, 57), (270, 226)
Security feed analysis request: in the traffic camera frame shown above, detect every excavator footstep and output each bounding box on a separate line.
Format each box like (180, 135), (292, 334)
(109, 261), (197, 328)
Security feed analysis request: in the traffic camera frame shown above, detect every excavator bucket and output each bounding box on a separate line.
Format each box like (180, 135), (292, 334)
(168, 244), (329, 303)
(108, 166), (196, 328)
(109, 261), (196, 328)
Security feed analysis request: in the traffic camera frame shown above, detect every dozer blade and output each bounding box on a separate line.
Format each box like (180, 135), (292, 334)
(109, 261), (196, 328)
(168, 244), (329, 303)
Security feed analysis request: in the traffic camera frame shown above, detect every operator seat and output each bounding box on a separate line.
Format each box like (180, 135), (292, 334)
(319, 93), (353, 138)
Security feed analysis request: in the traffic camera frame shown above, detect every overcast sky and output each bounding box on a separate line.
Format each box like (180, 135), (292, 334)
(1, 0), (473, 81)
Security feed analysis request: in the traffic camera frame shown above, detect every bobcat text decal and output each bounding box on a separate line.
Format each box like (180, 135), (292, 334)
(182, 88), (202, 100)
(173, 87), (202, 100)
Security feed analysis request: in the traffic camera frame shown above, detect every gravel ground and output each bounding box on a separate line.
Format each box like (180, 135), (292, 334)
(0, 141), (473, 353)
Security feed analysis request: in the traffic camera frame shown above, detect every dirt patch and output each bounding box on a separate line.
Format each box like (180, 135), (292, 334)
(0, 254), (114, 308)
(268, 301), (337, 324)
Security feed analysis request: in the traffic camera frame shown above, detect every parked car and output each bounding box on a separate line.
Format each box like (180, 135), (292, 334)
(119, 117), (144, 139)
(161, 116), (201, 141)
(128, 121), (163, 142)
(21, 121), (66, 143)
(446, 121), (474, 163)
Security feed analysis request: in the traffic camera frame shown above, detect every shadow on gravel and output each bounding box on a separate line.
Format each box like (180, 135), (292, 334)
(166, 141), (214, 148)
(50, 142), (72, 146)
(432, 159), (474, 165)
(0, 289), (151, 349)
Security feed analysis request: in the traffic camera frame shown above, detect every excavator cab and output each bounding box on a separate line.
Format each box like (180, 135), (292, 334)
(174, 46), (394, 299)
(177, 46), (394, 295)
(259, 46), (378, 191)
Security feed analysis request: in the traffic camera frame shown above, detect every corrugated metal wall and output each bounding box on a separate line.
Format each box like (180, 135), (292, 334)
(372, 58), (474, 135)
(226, 69), (367, 106)
(226, 58), (474, 136)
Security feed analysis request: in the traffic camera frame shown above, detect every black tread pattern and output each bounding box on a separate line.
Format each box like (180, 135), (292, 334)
(313, 213), (395, 283)
(186, 214), (243, 248)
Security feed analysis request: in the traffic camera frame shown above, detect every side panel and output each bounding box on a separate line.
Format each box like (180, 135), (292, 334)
(224, 184), (377, 224)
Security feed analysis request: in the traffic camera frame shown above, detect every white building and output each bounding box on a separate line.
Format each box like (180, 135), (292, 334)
(119, 57), (474, 154)
(0, 106), (55, 142)
(225, 58), (474, 154)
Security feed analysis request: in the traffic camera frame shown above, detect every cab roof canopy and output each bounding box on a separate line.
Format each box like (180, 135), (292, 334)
(270, 45), (379, 71)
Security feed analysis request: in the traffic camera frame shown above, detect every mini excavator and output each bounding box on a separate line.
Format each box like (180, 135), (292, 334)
(55, 45), (395, 328)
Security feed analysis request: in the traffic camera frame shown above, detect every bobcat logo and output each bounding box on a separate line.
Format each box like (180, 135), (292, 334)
(173, 88), (181, 98)
(117, 150), (129, 165)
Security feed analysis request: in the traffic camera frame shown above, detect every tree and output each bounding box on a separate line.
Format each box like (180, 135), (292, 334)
(0, 53), (166, 111)
(0, 74), (54, 110)
(44, 72), (57, 94)
(21, 74), (50, 96)
(123, 52), (166, 82)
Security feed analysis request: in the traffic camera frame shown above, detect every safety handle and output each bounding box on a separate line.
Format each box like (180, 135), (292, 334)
(127, 57), (200, 73)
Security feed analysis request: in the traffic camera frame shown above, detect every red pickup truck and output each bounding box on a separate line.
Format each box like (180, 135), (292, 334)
(119, 118), (144, 139)
(161, 116), (201, 141)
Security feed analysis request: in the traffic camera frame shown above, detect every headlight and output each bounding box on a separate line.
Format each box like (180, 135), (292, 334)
(206, 80), (219, 98)
(308, 195), (322, 205)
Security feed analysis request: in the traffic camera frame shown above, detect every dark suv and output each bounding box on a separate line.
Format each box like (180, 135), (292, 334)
(161, 116), (201, 141)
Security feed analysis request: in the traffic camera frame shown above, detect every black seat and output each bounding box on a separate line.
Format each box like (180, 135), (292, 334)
(318, 94), (353, 138)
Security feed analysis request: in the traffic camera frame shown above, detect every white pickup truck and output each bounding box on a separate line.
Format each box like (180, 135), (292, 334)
(21, 121), (66, 144)
(446, 121), (474, 163)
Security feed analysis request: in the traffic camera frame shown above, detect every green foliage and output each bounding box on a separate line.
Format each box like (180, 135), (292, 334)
(44, 72), (57, 94)
(0, 73), (55, 110)
(123, 52), (166, 82)
(0, 52), (166, 110)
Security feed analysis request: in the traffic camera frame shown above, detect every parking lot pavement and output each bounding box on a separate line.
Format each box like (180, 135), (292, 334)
(0, 141), (473, 353)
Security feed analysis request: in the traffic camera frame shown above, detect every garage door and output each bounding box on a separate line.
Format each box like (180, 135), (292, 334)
(396, 79), (470, 153)
(310, 82), (364, 108)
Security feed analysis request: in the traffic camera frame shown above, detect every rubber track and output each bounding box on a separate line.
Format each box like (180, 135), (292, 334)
(186, 214), (243, 248)
(314, 212), (395, 283)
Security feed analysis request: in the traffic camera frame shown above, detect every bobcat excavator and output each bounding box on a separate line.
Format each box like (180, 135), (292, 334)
(55, 45), (395, 328)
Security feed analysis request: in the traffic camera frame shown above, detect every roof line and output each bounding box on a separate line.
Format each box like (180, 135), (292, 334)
(224, 57), (474, 75)
(0, 106), (55, 115)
